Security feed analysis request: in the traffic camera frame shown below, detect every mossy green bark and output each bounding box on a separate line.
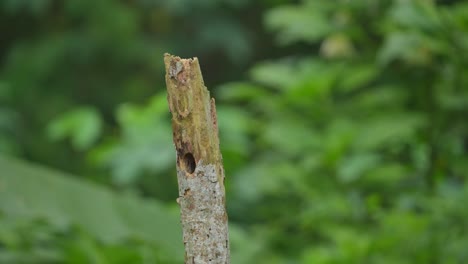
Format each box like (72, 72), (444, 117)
(164, 54), (230, 264)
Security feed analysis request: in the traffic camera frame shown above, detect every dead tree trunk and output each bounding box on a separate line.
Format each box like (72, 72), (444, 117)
(164, 54), (230, 264)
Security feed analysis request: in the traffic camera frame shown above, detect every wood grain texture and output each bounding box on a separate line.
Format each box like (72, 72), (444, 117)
(164, 53), (230, 264)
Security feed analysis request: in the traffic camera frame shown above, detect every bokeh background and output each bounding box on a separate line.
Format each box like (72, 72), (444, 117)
(1, 0), (468, 263)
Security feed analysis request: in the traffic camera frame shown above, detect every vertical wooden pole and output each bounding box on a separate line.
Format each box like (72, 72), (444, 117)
(164, 54), (230, 264)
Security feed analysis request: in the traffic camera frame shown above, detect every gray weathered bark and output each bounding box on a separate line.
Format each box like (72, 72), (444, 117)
(164, 53), (230, 264)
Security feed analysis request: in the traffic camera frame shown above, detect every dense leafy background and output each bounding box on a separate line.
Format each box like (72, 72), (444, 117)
(1, 0), (468, 263)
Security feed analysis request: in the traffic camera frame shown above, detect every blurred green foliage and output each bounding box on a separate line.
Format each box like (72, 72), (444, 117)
(1, 0), (468, 263)
(0, 156), (182, 263)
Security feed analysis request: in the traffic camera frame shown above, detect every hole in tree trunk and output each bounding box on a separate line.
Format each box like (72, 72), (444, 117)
(182, 153), (196, 174)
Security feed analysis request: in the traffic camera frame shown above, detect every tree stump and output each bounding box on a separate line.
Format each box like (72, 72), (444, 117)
(164, 54), (230, 264)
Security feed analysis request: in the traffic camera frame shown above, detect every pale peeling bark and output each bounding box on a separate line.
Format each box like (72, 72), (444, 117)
(164, 53), (230, 264)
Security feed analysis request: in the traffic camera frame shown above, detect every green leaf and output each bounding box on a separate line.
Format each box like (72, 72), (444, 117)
(261, 117), (321, 157)
(232, 161), (303, 202)
(47, 107), (102, 151)
(301, 246), (337, 264)
(364, 163), (409, 187)
(321, 119), (356, 167)
(387, 0), (441, 31)
(230, 225), (264, 264)
(378, 32), (426, 66)
(100, 94), (174, 184)
(0, 155), (183, 260)
(353, 113), (426, 150)
(265, 5), (332, 45)
(249, 61), (297, 90)
(217, 82), (268, 102)
(338, 153), (381, 183)
(378, 31), (447, 66)
(352, 85), (407, 109)
(277, 59), (338, 105)
(339, 64), (377, 93)
(217, 106), (252, 155)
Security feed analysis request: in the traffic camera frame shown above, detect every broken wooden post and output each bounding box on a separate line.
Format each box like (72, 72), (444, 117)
(164, 53), (230, 264)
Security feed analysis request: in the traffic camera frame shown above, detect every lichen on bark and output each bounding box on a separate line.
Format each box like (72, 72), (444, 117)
(164, 53), (230, 264)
